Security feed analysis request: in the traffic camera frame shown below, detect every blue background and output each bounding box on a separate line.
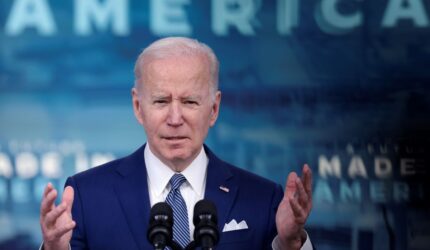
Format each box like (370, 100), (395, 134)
(0, 0), (429, 249)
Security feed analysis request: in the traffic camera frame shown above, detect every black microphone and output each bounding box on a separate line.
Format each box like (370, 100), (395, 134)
(147, 202), (174, 250)
(193, 200), (219, 250)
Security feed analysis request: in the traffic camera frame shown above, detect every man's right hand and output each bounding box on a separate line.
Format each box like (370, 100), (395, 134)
(40, 183), (76, 250)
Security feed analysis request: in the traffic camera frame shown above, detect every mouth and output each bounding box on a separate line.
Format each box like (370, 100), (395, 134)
(162, 136), (189, 141)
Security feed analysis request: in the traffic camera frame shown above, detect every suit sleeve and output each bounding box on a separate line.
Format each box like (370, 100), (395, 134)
(264, 184), (284, 250)
(64, 177), (88, 250)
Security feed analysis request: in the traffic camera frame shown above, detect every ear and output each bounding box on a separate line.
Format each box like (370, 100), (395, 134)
(132, 87), (145, 126)
(209, 91), (221, 127)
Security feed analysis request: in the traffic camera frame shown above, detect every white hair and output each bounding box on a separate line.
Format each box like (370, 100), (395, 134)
(134, 37), (219, 98)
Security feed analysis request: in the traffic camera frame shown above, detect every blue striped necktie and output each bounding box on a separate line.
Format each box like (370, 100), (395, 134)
(165, 173), (190, 248)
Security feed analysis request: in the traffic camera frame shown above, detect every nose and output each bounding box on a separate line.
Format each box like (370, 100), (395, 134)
(167, 101), (184, 127)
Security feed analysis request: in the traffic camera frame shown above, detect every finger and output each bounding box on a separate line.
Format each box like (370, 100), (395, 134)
(62, 186), (74, 213)
(43, 183), (53, 198)
(295, 178), (309, 206)
(284, 172), (298, 199)
(45, 220), (76, 241)
(289, 197), (306, 224)
(53, 220), (76, 238)
(302, 164), (313, 199)
(45, 202), (68, 226)
(41, 189), (58, 216)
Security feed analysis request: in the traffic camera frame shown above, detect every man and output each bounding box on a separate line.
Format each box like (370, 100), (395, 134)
(40, 37), (313, 250)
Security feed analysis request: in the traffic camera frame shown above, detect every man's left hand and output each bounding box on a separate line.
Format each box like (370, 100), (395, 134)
(276, 164), (313, 250)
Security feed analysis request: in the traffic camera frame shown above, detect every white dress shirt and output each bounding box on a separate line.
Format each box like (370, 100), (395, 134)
(145, 144), (207, 240)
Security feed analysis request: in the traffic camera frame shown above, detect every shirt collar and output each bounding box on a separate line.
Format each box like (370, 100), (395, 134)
(144, 143), (208, 197)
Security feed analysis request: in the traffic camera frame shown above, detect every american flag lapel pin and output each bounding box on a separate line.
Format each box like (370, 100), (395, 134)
(219, 186), (229, 193)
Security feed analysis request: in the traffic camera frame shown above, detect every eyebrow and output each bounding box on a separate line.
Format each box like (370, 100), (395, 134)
(150, 94), (203, 100)
(150, 93), (170, 99)
(181, 95), (202, 101)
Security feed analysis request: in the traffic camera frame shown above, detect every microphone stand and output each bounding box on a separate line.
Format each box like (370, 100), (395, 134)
(184, 241), (214, 250)
(184, 241), (196, 250)
(158, 239), (215, 250)
(152, 240), (183, 250)
(169, 240), (184, 250)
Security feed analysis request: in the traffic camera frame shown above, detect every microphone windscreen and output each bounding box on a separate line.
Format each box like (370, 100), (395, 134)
(150, 202), (173, 224)
(193, 199), (217, 225)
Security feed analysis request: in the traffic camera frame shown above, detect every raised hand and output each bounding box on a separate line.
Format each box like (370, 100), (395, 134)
(276, 164), (313, 250)
(40, 183), (75, 250)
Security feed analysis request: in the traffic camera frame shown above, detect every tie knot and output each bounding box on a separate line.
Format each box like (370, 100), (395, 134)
(169, 173), (186, 190)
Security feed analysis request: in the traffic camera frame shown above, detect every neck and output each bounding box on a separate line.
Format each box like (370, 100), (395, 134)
(163, 158), (193, 172)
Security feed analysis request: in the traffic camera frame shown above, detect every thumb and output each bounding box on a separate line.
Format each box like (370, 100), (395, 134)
(62, 186), (74, 213)
(285, 172), (298, 199)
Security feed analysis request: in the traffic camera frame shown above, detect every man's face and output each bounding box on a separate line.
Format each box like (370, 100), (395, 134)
(132, 54), (221, 170)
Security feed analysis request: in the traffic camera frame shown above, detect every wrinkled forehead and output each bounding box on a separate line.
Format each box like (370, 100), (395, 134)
(140, 55), (211, 81)
(138, 54), (212, 93)
(147, 51), (209, 69)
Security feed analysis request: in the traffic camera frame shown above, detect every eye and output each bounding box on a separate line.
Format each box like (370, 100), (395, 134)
(153, 99), (168, 105)
(184, 100), (199, 106)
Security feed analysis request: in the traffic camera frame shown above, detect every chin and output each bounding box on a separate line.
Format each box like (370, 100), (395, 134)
(168, 150), (191, 162)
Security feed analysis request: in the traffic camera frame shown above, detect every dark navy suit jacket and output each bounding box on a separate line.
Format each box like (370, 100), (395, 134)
(66, 144), (284, 249)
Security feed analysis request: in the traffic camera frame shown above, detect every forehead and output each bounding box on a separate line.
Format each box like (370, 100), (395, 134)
(141, 55), (212, 94)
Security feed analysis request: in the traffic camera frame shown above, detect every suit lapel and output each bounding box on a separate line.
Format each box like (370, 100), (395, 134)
(203, 146), (238, 233)
(114, 145), (151, 250)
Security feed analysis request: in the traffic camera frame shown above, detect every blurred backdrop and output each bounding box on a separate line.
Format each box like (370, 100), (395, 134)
(0, 0), (429, 249)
